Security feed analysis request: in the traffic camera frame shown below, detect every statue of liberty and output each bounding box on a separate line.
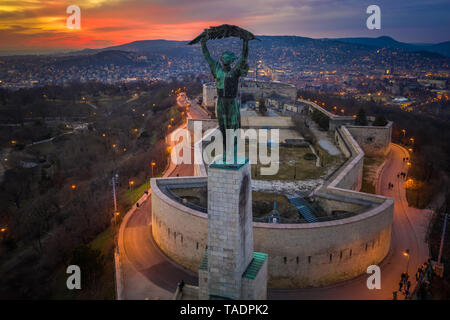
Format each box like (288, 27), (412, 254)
(189, 25), (259, 163)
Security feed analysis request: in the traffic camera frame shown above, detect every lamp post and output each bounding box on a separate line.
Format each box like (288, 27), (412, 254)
(403, 249), (410, 274)
(112, 173), (119, 213)
(150, 161), (156, 189)
(290, 160), (296, 180)
(437, 213), (448, 267)
(0, 226), (6, 242)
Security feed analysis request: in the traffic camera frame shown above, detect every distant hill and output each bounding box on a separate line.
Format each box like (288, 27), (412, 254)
(76, 39), (194, 56)
(54, 50), (138, 67)
(82, 35), (449, 58)
(49, 35), (448, 71)
(332, 36), (450, 57)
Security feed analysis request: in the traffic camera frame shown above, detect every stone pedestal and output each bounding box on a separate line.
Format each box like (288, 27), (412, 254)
(198, 157), (268, 300)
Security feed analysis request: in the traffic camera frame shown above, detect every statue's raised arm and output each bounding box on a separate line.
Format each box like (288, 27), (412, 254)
(200, 31), (219, 79)
(188, 25), (259, 163)
(233, 38), (249, 77)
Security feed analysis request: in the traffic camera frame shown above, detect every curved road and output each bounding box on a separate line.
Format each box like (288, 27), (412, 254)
(269, 144), (431, 299)
(121, 111), (431, 299)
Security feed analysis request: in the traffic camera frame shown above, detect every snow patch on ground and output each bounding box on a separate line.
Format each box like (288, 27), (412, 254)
(318, 140), (341, 156)
(252, 179), (323, 195)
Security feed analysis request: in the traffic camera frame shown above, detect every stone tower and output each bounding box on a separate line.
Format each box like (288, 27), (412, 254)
(198, 157), (268, 300)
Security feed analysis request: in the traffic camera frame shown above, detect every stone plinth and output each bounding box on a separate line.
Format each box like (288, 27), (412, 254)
(207, 157), (253, 299)
(197, 156), (267, 300)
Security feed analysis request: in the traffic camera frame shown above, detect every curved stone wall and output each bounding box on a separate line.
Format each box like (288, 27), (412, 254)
(151, 112), (394, 288)
(151, 178), (394, 288)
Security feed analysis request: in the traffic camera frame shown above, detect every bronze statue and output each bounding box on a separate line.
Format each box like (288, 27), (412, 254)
(189, 25), (259, 163)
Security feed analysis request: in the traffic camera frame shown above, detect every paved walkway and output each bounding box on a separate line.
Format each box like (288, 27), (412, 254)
(118, 103), (205, 300)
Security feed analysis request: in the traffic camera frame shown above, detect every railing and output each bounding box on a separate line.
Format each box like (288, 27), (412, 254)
(253, 210), (358, 224)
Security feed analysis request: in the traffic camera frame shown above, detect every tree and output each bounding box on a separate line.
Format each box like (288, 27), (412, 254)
(373, 114), (388, 126)
(69, 245), (105, 287)
(355, 108), (368, 126)
(258, 98), (267, 116)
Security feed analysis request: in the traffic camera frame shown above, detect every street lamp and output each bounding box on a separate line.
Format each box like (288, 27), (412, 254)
(402, 129), (406, 138)
(129, 180), (135, 190)
(289, 160), (297, 179)
(403, 249), (410, 274)
(151, 161), (156, 177)
(112, 173), (119, 213)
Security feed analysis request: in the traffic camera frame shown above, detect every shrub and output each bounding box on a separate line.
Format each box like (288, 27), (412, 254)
(373, 114), (388, 126)
(303, 153), (317, 160)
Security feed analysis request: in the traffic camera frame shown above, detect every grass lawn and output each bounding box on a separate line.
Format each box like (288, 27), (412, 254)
(251, 146), (341, 181)
(252, 192), (299, 219)
(361, 156), (385, 194)
(121, 181), (149, 209)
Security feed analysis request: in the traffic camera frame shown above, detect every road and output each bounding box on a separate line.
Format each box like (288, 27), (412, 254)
(269, 144), (431, 300)
(120, 106), (431, 299)
(120, 101), (206, 300)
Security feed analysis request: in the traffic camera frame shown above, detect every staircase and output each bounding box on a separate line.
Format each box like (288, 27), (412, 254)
(287, 195), (318, 223)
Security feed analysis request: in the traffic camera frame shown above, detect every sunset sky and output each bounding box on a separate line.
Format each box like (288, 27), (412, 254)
(1, 0), (449, 53)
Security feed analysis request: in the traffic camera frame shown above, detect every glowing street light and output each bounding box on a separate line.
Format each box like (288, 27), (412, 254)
(0, 227), (6, 233)
(403, 249), (410, 274)
(151, 161), (156, 178)
(71, 184), (77, 190)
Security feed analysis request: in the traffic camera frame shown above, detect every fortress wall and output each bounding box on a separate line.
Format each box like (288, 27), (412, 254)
(151, 177), (208, 271)
(332, 126), (364, 191)
(241, 81), (297, 101)
(187, 118), (219, 144)
(150, 102), (394, 288)
(151, 176), (394, 288)
(252, 198), (393, 287)
(346, 122), (392, 157)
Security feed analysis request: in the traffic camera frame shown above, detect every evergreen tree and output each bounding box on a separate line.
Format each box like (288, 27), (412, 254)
(355, 108), (368, 126)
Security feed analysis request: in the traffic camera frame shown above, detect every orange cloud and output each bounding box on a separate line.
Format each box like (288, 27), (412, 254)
(0, 0), (239, 51)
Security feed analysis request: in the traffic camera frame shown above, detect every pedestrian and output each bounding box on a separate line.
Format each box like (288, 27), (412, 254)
(399, 280), (403, 292)
(416, 268), (421, 281)
(397, 173), (400, 179)
(178, 279), (185, 293)
(406, 280), (411, 291)
(393, 291), (398, 300)
(404, 289), (410, 299)
(401, 272), (406, 281)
